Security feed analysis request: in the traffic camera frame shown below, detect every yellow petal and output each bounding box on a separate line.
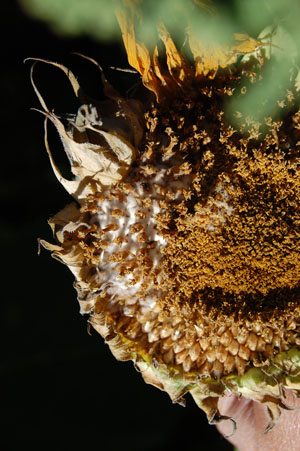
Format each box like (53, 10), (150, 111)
(189, 31), (265, 77)
(158, 23), (192, 86)
(188, 32), (222, 77)
(115, 6), (162, 98)
(232, 33), (265, 55)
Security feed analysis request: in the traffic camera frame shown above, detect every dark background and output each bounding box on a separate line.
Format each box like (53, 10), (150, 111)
(2, 2), (232, 449)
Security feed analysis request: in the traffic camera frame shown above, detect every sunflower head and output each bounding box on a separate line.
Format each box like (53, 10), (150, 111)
(31, 0), (300, 433)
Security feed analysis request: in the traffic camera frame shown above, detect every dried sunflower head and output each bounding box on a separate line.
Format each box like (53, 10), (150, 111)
(30, 1), (300, 433)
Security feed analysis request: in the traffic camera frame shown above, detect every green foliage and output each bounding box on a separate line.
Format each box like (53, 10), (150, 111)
(20, 0), (119, 41)
(20, 0), (300, 48)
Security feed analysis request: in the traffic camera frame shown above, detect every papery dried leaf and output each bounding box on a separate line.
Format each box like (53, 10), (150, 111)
(28, 57), (143, 200)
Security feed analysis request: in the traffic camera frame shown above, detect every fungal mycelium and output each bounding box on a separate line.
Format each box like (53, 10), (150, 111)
(30, 1), (300, 433)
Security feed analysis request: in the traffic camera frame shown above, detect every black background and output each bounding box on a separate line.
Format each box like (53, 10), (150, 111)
(2, 2), (232, 449)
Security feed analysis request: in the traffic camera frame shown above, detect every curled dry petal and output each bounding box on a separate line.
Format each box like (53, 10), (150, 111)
(28, 56), (143, 201)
